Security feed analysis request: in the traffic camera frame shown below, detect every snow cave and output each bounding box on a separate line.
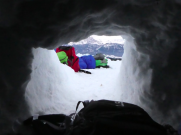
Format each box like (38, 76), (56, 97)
(0, 0), (181, 134)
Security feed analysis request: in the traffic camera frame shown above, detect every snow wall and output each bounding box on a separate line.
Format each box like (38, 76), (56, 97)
(25, 48), (76, 115)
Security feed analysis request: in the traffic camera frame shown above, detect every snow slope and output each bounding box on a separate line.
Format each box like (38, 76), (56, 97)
(25, 48), (122, 115)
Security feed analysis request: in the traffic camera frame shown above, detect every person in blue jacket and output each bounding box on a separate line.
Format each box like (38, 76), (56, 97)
(79, 55), (96, 69)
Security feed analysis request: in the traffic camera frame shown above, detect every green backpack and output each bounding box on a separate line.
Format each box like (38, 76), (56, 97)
(57, 51), (68, 64)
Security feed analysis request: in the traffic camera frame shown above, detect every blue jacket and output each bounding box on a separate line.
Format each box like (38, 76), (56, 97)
(80, 55), (96, 69)
(79, 57), (87, 69)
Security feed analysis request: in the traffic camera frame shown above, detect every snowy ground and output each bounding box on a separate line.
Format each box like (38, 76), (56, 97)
(70, 59), (122, 101)
(25, 48), (122, 116)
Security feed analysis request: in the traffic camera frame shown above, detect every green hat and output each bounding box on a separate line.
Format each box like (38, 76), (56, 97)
(57, 51), (68, 64)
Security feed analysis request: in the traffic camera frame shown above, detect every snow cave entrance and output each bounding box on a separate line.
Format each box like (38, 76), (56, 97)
(27, 32), (152, 118)
(26, 35), (126, 115)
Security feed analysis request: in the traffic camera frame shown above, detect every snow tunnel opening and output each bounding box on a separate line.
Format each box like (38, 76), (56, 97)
(25, 31), (180, 131)
(25, 32), (155, 122)
(25, 34), (126, 115)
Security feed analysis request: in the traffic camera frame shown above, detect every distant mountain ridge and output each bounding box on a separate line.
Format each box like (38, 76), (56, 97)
(62, 35), (125, 57)
(68, 35), (125, 45)
(65, 43), (124, 57)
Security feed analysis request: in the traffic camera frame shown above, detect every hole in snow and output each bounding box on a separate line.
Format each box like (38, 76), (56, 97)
(25, 35), (125, 115)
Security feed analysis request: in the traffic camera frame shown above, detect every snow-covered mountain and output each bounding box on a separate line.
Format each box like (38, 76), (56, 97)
(66, 35), (124, 57)
(72, 44), (124, 57)
(68, 35), (125, 45)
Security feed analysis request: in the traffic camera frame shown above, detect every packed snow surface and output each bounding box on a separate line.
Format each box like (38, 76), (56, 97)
(26, 48), (122, 115)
